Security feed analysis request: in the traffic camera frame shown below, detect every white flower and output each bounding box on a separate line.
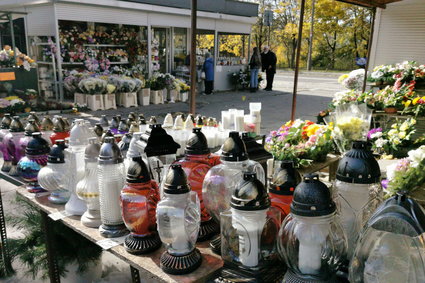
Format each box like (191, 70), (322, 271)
(408, 145), (425, 168)
(386, 162), (397, 181)
(374, 138), (387, 148)
(370, 132), (383, 139)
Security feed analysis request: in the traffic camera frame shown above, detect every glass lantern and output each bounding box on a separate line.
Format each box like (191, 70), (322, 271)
(268, 160), (301, 221)
(139, 124), (180, 184)
(202, 131), (265, 254)
(278, 173), (347, 283)
(349, 193), (425, 283)
(109, 116), (120, 135)
(4, 116), (25, 176)
(0, 114), (12, 172)
(19, 119), (40, 160)
(138, 114), (148, 134)
(334, 140), (382, 258)
(17, 132), (50, 193)
(76, 137), (102, 228)
(38, 140), (70, 204)
(221, 172), (280, 274)
(101, 130), (114, 144)
(127, 112), (137, 125)
(100, 115), (109, 131)
(98, 136), (128, 238)
(50, 117), (70, 145)
(120, 156), (161, 254)
(40, 116), (54, 145)
(28, 112), (40, 126)
(118, 119), (129, 135)
(173, 128), (221, 241)
(118, 133), (132, 160)
(157, 164), (202, 275)
(64, 119), (92, 216)
(93, 123), (104, 142)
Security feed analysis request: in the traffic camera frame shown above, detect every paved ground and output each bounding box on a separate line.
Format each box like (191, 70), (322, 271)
(0, 70), (344, 283)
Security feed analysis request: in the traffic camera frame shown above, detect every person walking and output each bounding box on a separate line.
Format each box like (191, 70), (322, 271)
(202, 52), (214, 95)
(261, 46), (277, 91)
(249, 47), (262, 92)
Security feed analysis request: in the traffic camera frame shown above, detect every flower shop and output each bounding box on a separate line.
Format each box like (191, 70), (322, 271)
(0, 0), (257, 107)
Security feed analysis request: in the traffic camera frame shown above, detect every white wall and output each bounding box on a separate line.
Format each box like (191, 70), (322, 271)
(369, 0), (425, 69)
(24, 4), (56, 36)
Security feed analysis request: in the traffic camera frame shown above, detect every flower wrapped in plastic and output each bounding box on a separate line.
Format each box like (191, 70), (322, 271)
(326, 103), (372, 154)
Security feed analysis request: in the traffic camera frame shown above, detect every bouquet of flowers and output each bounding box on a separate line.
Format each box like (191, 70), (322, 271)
(384, 146), (425, 204)
(0, 45), (36, 70)
(338, 69), (366, 91)
(326, 103), (372, 154)
(332, 89), (361, 107)
(265, 119), (333, 167)
(367, 64), (395, 84)
(230, 69), (249, 90)
(78, 77), (107, 95)
(149, 72), (167, 91)
(175, 79), (190, 93)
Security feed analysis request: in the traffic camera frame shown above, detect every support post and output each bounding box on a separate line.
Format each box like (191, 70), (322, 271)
(362, 7), (376, 93)
(130, 265), (141, 283)
(41, 211), (61, 283)
(8, 14), (16, 66)
(0, 185), (13, 277)
(290, 0), (307, 121)
(306, 0), (315, 71)
(189, 0), (197, 115)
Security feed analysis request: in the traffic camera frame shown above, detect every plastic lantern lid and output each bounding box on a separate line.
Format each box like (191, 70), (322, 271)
(270, 160), (299, 195)
(184, 116), (194, 130)
(174, 115), (184, 130)
(118, 133), (132, 153)
(48, 139), (66, 163)
(100, 115), (109, 128)
(128, 112), (137, 122)
(163, 113), (174, 128)
(9, 116), (24, 132)
(126, 156), (151, 183)
(62, 118), (71, 131)
(94, 123), (104, 137)
(99, 136), (123, 165)
(139, 114), (146, 125)
(110, 116), (119, 129)
(185, 128), (210, 155)
(231, 172), (271, 211)
(85, 137), (101, 163)
(25, 132), (50, 156)
(126, 132), (143, 158)
(28, 112), (40, 124)
(101, 130), (114, 143)
(129, 122), (139, 134)
(118, 119), (129, 132)
(149, 116), (157, 125)
(40, 116), (54, 131)
(139, 124), (180, 157)
(291, 173), (336, 217)
(241, 132), (272, 162)
(336, 141), (381, 184)
(163, 164), (190, 194)
(1, 114), (12, 129)
(69, 119), (91, 147)
(220, 131), (248, 162)
(25, 119), (40, 136)
(53, 117), (66, 133)
(195, 115), (203, 127)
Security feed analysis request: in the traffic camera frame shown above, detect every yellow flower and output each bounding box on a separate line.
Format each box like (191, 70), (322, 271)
(404, 100), (411, 108)
(413, 97), (420, 105)
(422, 96), (425, 100)
(305, 124), (320, 137)
(338, 74), (349, 83)
(5, 96), (19, 101)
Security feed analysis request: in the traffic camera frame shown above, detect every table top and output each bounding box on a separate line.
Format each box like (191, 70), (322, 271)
(15, 186), (223, 283)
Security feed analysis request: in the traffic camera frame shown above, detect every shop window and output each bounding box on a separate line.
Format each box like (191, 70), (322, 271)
(217, 33), (249, 66)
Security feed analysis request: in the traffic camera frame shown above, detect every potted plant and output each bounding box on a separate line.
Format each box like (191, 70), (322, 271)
(78, 77), (106, 111)
(118, 77), (138, 108)
(104, 82), (117, 110)
(7, 196), (103, 281)
(176, 79), (190, 102)
(139, 78), (150, 106)
(149, 73), (166, 104)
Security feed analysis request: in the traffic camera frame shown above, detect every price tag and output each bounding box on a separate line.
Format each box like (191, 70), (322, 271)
(96, 236), (126, 250)
(48, 210), (72, 221)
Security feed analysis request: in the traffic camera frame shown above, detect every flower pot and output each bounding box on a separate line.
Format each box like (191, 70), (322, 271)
(138, 88), (150, 106)
(384, 107), (398, 114)
(86, 94), (105, 111)
(162, 88), (167, 103)
(115, 92), (122, 106)
(179, 92), (188, 102)
(120, 92), (138, 108)
(104, 94), (117, 110)
(150, 90), (163, 105)
(74, 93), (86, 106)
(169, 89), (178, 103)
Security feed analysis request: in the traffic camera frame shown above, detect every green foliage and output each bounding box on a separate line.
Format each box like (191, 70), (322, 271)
(7, 196), (102, 280)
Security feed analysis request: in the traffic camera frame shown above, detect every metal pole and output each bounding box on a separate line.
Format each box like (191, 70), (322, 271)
(307, 0), (315, 71)
(290, 0), (306, 121)
(189, 0), (197, 115)
(268, 25), (271, 47)
(8, 14), (16, 66)
(362, 7), (376, 93)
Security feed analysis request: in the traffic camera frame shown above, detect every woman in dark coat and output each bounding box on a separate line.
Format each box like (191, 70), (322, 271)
(249, 47), (262, 92)
(202, 52), (214, 95)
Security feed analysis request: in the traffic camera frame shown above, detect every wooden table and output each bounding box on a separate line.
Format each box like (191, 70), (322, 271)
(14, 186), (223, 283)
(299, 154), (340, 181)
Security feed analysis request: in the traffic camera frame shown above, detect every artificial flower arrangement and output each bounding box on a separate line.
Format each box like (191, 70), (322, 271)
(367, 118), (422, 158)
(77, 77), (107, 95)
(331, 89), (362, 107)
(325, 103), (372, 154)
(0, 45), (36, 71)
(367, 61), (425, 84)
(338, 69), (366, 91)
(373, 80), (416, 111)
(0, 96), (27, 114)
(383, 145), (425, 205)
(265, 119), (334, 167)
(148, 72), (167, 91)
(175, 79), (190, 93)
(368, 64), (396, 84)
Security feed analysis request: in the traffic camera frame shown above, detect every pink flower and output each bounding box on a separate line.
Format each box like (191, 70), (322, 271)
(308, 135), (318, 143)
(395, 158), (410, 172)
(285, 143), (290, 148)
(278, 135), (286, 141)
(270, 131), (277, 137)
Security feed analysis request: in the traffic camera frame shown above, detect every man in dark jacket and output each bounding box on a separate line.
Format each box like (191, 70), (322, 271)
(261, 46), (277, 91)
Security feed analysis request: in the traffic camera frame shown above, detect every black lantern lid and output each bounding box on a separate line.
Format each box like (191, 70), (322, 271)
(241, 132), (272, 163)
(25, 132), (50, 156)
(185, 128), (210, 155)
(336, 141), (381, 184)
(139, 124), (180, 157)
(99, 136), (123, 164)
(48, 139), (66, 163)
(231, 172), (270, 211)
(40, 116), (54, 131)
(221, 131), (248, 162)
(110, 116), (119, 129)
(94, 123), (104, 137)
(195, 115), (203, 127)
(139, 114), (147, 125)
(1, 113), (12, 129)
(126, 156), (151, 183)
(291, 173), (336, 217)
(163, 164), (190, 194)
(25, 119), (40, 136)
(9, 116), (24, 132)
(85, 137), (100, 163)
(53, 117), (66, 133)
(118, 119), (129, 132)
(270, 160), (300, 195)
